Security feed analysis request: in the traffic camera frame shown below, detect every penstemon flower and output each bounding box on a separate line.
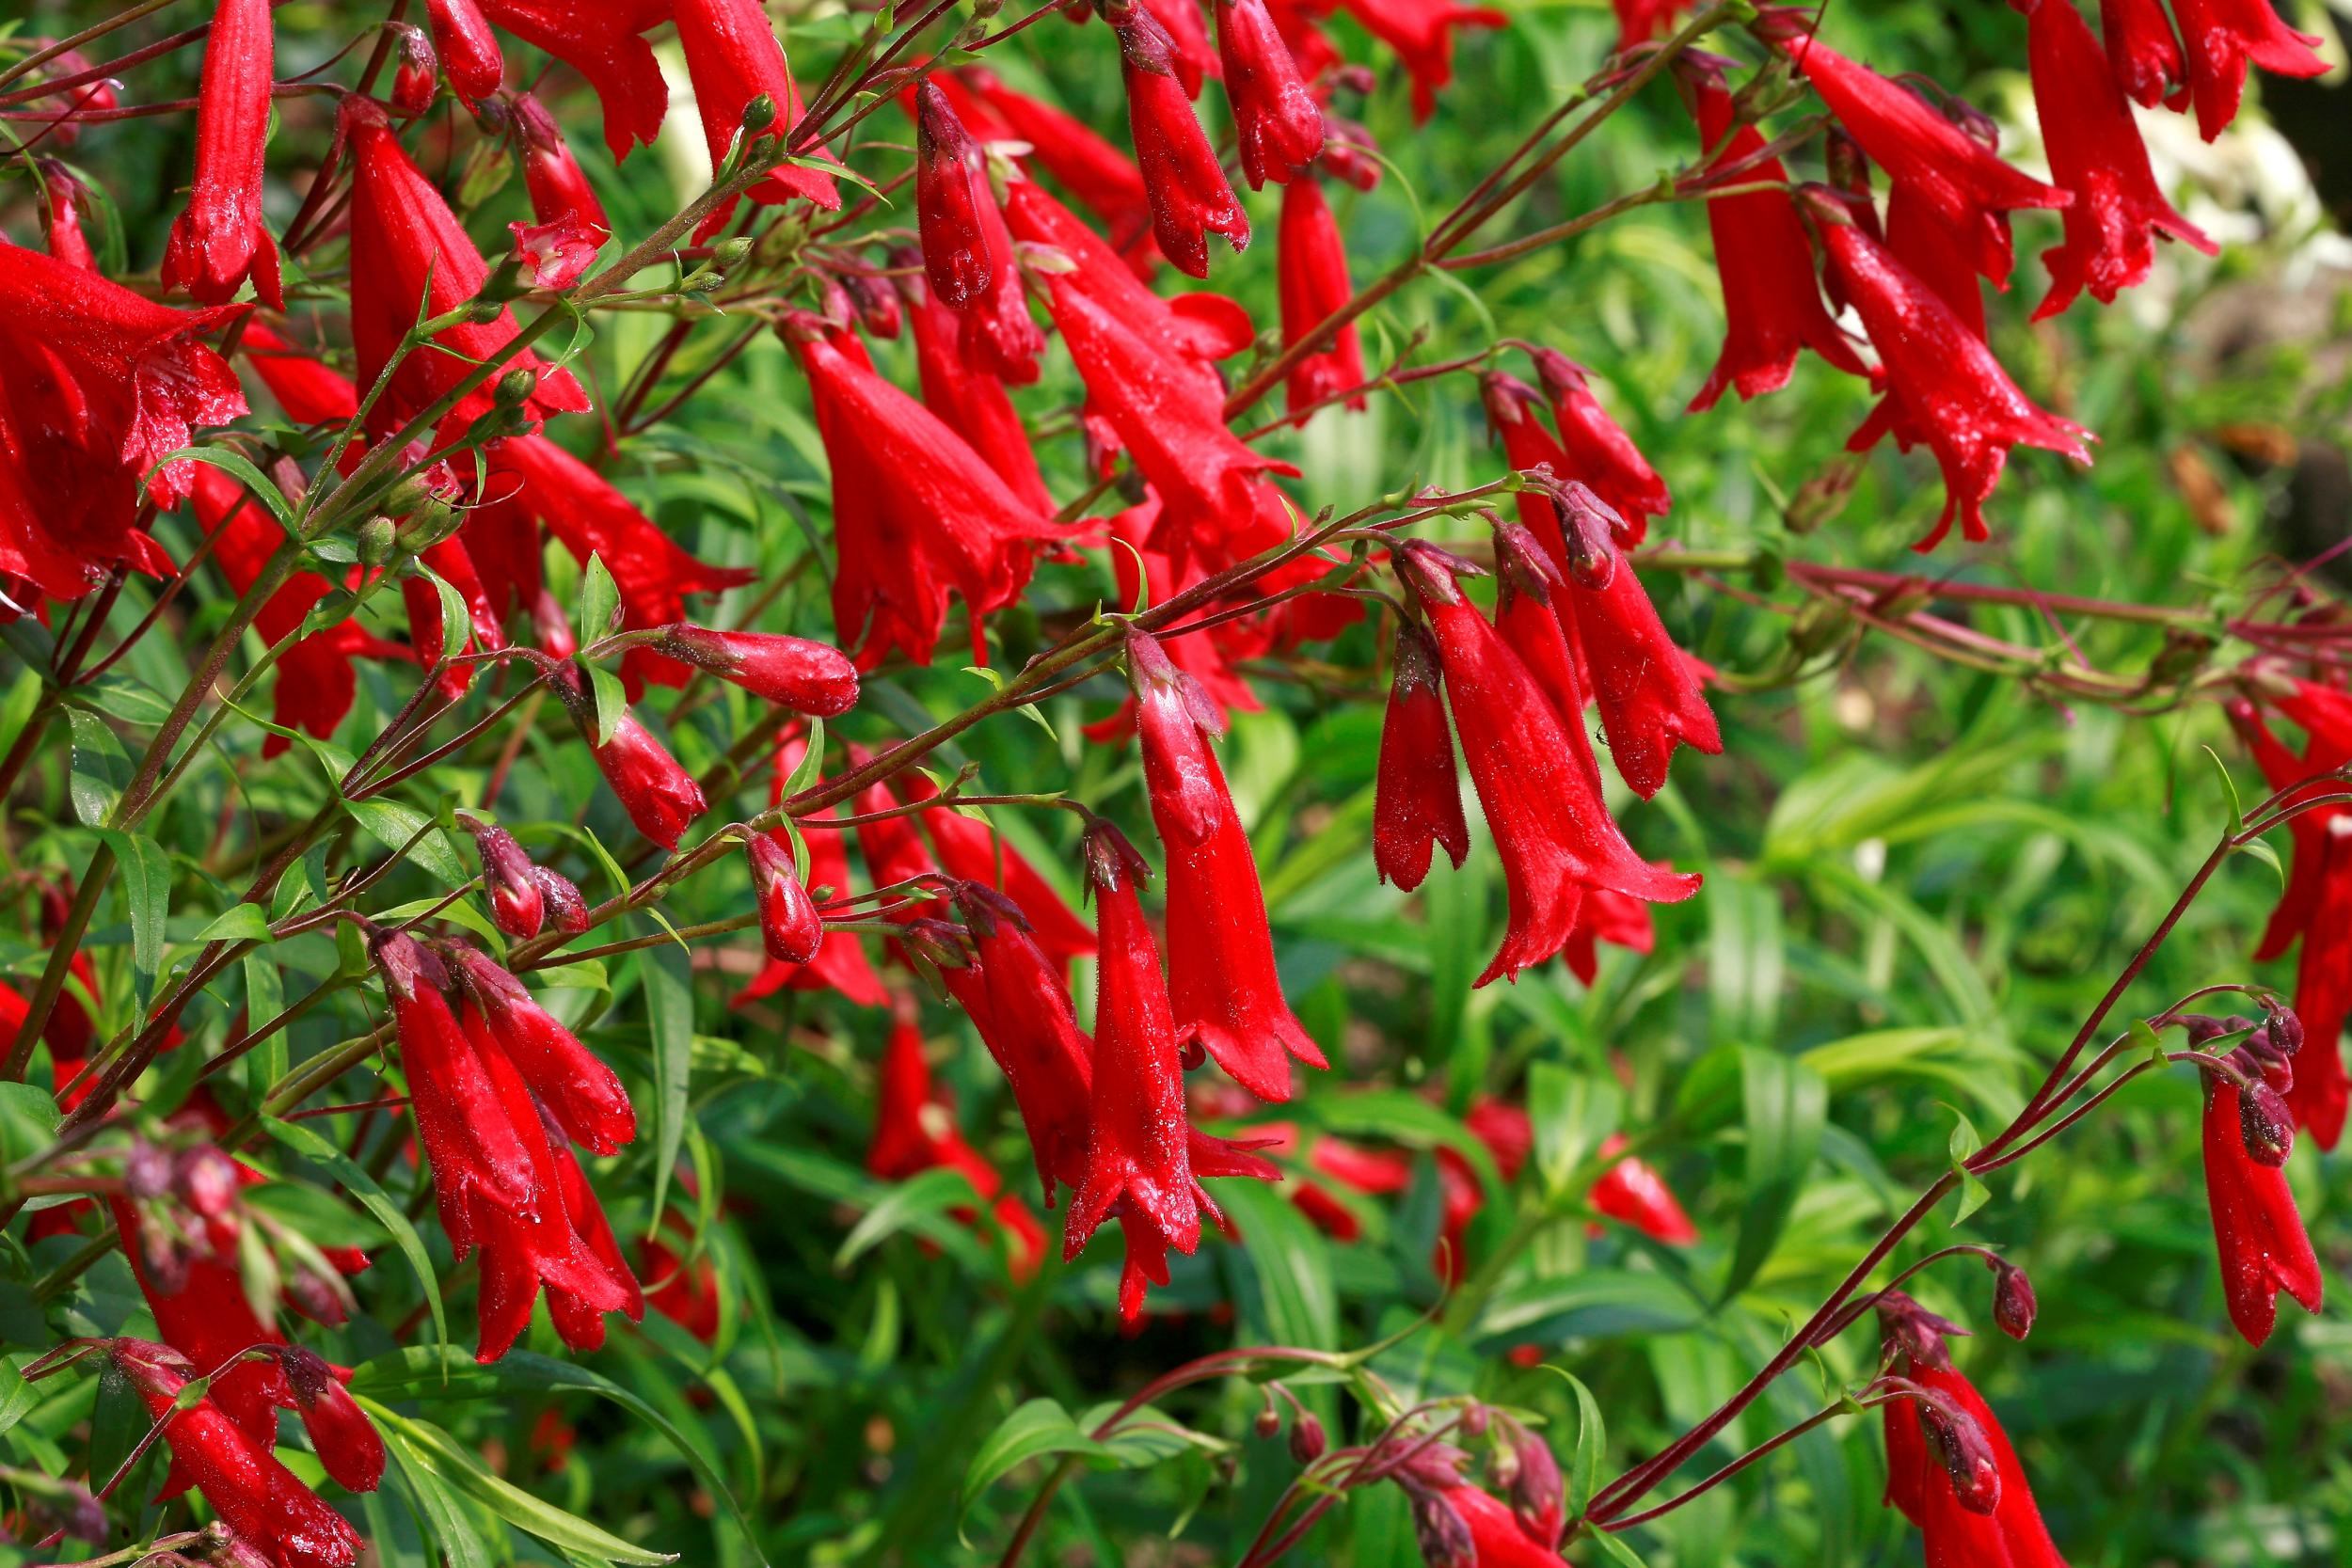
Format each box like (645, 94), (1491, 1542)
(745, 831), (825, 964)
(513, 90), (612, 246)
(674, 0), (842, 226)
(426, 0), (504, 104)
(1277, 178), (1366, 419)
(2168, 0), (2328, 142)
(959, 67), (1157, 260)
(1374, 623), (1471, 892)
(1111, 0), (1253, 277)
(1331, 0), (1507, 124)
(1218, 0), (1327, 189)
(160, 0), (281, 310)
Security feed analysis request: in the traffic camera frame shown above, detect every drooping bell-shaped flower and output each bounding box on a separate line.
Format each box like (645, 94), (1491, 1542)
(2201, 1054), (2326, 1344)
(1278, 178), (1367, 420)
(902, 268), (1057, 515)
(655, 624), (861, 716)
(239, 322), (361, 426)
(1374, 622), (1470, 892)
(1562, 884), (1654, 985)
(38, 161), (98, 272)
(1524, 348), (1670, 545)
(1587, 1132), (1698, 1243)
(1771, 21), (2070, 285)
(914, 87), (1044, 383)
(2018, 0), (2216, 319)
(1331, 0), (1506, 122)
(427, 0), (504, 103)
(550, 665), (708, 849)
(1129, 630), (1327, 1100)
(1879, 1352), (2070, 1568)
(1143, 0), (1224, 96)
(2285, 819), (2352, 1148)
(513, 90), (612, 246)
(2224, 683), (2352, 958)
(477, 0), (671, 160)
(2101, 0), (2190, 108)
(1219, 0), (1327, 188)
(1678, 70), (1867, 410)
(1803, 186), (2095, 550)
(161, 0), (282, 311)
(959, 66), (1157, 259)
(1113, 0), (1252, 277)
(898, 770), (1095, 963)
(1489, 520), (1592, 748)
(450, 945), (639, 1156)
(674, 0), (842, 221)
(940, 886), (1098, 1203)
(1398, 541), (1700, 986)
(746, 831), (825, 964)
(277, 1345), (388, 1495)
(2169, 0), (2328, 141)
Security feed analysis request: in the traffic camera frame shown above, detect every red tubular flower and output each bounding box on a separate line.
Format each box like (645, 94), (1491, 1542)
(2227, 684), (2352, 957)
(1144, 0), (1224, 96)
(0, 246), (246, 600)
(2169, 0), (2328, 141)
(1562, 884), (1654, 985)
(2100, 0), (2190, 108)
(2287, 828), (2352, 1149)
(1774, 26), (2069, 285)
(903, 271), (1057, 515)
(789, 315), (1066, 668)
(374, 934), (538, 1207)
(1375, 623), (1471, 892)
(342, 100), (588, 431)
(1219, 0), (1327, 189)
(239, 323), (361, 426)
(2019, 0), (2216, 319)
(746, 832), (825, 964)
(2201, 1058), (2325, 1344)
(1041, 270), (1295, 563)
(1587, 1132), (1697, 1243)
(391, 25), (441, 117)
(898, 770), (1095, 962)
(1679, 73), (1867, 410)
(1548, 483), (1722, 799)
(1114, 2), (1252, 277)
(1278, 179), (1367, 420)
(1803, 187), (2095, 551)
(112, 1341), (365, 1568)
(639, 1212), (723, 1340)
(1525, 349), (1669, 545)
(1613, 0), (1685, 45)
(514, 91), (612, 245)
(427, 0), (505, 103)
(1490, 524), (1590, 749)
(278, 1346), (387, 1495)
(1439, 1483), (1571, 1568)
(868, 1005), (1048, 1275)
(675, 0), (841, 223)
(477, 0), (671, 160)
(1129, 630), (1327, 1101)
(39, 162), (97, 271)
(943, 895), (1098, 1201)
(1399, 541), (1699, 986)
(737, 735), (890, 1007)
(451, 946), (638, 1155)
(550, 666), (708, 848)
(462, 817), (545, 937)
(959, 67), (1157, 259)
(508, 216), (602, 290)
(656, 625), (861, 716)
(1331, 0), (1505, 122)
(160, 0), (281, 311)
(915, 82), (998, 310)
(486, 435), (755, 690)
(1880, 1354), (2069, 1568)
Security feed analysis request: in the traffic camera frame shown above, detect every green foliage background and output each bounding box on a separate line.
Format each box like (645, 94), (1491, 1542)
(2, 0), (2348, 1564)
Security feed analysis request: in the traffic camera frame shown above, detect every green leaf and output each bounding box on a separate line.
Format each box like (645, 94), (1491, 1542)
(1527, 1063), (1621, 1199)
(0, 1084), (62, 1167)
(782, 716), (825, 798)
(2201, 744), (2243, 835)
(1722, 1049), (1826, 1301)
(957, 1397), (1192, 1537)
(421, 564), (473, 664)
(640, 943), (694, 1220)
(243, 948), (286, 1099)
(149, 445), (294, 529)
(65, 707), (129, 827)
(1557, 1370), (1605, 1519)
(834, 1165), (983, 1268)
(265, 1116), (446, 1348)
(1476, 1271), (1703, 1345)
(1586, 1528), (1653, 1568)
(345, 796), (469, 884)
(0, 1355), (40, 1435)
(242, 1180), (389, 1250)
(369, 1402), (677, 1563)
(93, 829), (168, 1009)
(195, 903), (275, 943)
(588, 661), (629, 749)
(580, 553), (622, 645)
(383, 1424), (497, 1568)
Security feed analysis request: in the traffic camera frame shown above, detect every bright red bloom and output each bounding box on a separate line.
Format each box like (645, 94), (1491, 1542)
(2169, 0), (2328, 141)
(1438, 1483), (1571, 1568)
(508, 215), (603, 290)
(1805, 189), (2095, 551)
(2101, 0), (2190, 109)
(278, 1346), (387, 1496)
(914, 87), (1043, 383)
(462, 817), (547, 938)
(903, 271), (1056, 515)
(736, 735), (890, 1007)
(1330, 0), (1505, 123)
(1562, 885), (1654, 985)
(1115, 2), (1252, 277)
(1613, 0), (1686, 45)
(1588, 1132), (1698, 1243)
(1881, 1355), (2070, 1568)
(39, 161), (97, 272)
(1374, 623), (1470, 891)
(451, 946), (639, 1156)
(657, 625), (860, 716)
(1130, 630), (1327, 1100)
(1220, 0), (1327, 188)
(959, 67), (1156, 260)
(746, 832), (825, 964)
(112, 1340), (365, 1568)
(0, 246), (246, 600)
(342, 100), (588, 431)
(675, 0), (841, 224)
(639, 1213), (723, 1341)
(477, 0), (671, 160)
(1144, 0), (1224, 96)
(2286, 823), (2352, 1150)
(1400, 541), (1699, 986)
(485, 434), (754, 691)
(1680, 73), (1867, 410)
(427, 0), (505, 104)
(2201, 1059), (2324, 1344)
(514, 90), (612, 245)
(2226, 683), (2352, 957)
(161, 0), (281, 311)
(789, 316), (1066, 668)
(1489, 524), (1589, 745)
(1774, 25), (2069, 285)
(1278, 179), (1366, 420)
(897, 770), (1095, 963)
(1524, 348), (1669, 544)
(551, 666), (708, 848)
(391, 25), (441, 117)
(2019, 0), (2216, 319)
(1041, 270), (1295, 563)
(1082, 496), (1272, 743)
(942, 887), (1100, 1205)
(866, 1006), (1047, 1275)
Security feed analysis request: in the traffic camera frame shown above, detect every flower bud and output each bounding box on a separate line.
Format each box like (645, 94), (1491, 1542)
(746, 832), (823, 964)
(843, 270), (903, 340)
(533, 863), (591, 934)
(463, 817), (545, 938)
(657, 626), (861, 717)
(2261, 998), (2304, 1059)
(494, 367), (538, 409)
(739, 92), (778, 139)
(278, 1345), (387, 1494)
(553, 666), (708, 850)
(125, 1138), (174, 1200)
(1407, 1486), (1475, 1568)
(197, 1525), (281, 1568)
(1506, 1431), (1565, 1548)
(390, 24), (439, 118)
(1288, 1411), (1327, 1465)
(713, 235), (757, 270)
(178, 1146), (240, 1219)
(1457, 1402), (1490, 1439)
(356, 515), (398, 567)
(1918, 1399), (2001, 1515)
(2240, 1079), (2296, 1166)
(1991, 1260), (2037, 1340)
(914, 82), (996, 309)
(1254, 1402), (1282, 1440)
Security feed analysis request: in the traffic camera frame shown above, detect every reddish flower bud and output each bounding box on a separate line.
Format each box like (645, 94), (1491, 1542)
(2169, 0), (2328, 141)
(1991, 1260), (2037, 1340)
(845, 269), (904, 340)
(463, 818), (545, 939)
(1525, 350), (1670, 546)
(747, 832), (824, 964)
(1375, 623), (1471, 892)
(1289, 1410), (1327, 1464)
(515, 91), (612, 245)
(1409, 1486), (1476, 1568)
(1218, 0), (1327, 189)
(38, 160), (98, 273)
(916, 82), (998, 309)
(659, 625), (862, 717)
(390, 24), (440, 117)
(426, 0), (505, 104)
(534, 863), (592, 935)
(278, 1346), (386, 1495)
(450, 945), (638, 1156)
(553, 666), (708, 849)
(2239, 1075), (2296, 1166)
(160, 0), (282, 311)
(1506, 1430), (1565, 1548)
(1917, 1398), (2002, 1515)
(1115, 4), (1251, 277)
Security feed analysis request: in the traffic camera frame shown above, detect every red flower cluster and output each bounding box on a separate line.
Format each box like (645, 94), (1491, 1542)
(1878, 1308), (2071, 1568)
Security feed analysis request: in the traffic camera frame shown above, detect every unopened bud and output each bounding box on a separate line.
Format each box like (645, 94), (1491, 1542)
(1457, 1402), (1490, 1439)
(1788, 596), (1853, 658)
(713, 236), (756, 270)
(494, 368), (538, 408)
(2240, 1080), (2296, 1166)
(124, 1139), (173, 1200)
(1407, 1487), (1474, 1568)
(393, 495), (462, 552)
(678, 266), (723, 293)
(747, 832), (824, 964)
(532, 864), (591, 935)
(2260, 998), (2303, 1059)
(1254, 1402), (1282, 1440)
(1918, 1400), (2000, 1515)
(739, 93), (778, 139)
(356, 515), (398, 567)
(463, 817), (546, 939)
(1991, 1260), (2037, 1340)
(1507, 1431), (1565, 1548)
(1288, 1411), (1327, 1465)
